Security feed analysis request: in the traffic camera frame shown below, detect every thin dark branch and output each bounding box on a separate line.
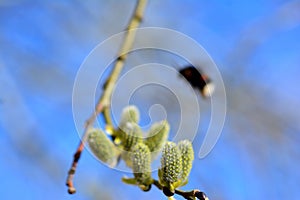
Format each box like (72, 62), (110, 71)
(152, 179), (208, 200)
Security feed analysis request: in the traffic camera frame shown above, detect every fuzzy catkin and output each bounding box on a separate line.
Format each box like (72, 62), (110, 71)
(132, 143), (152, 187)
(119, 105), (140, 126)
(87, 128), (118, 167)
(160, 142), (182, 184)
(119, 122), (143, 151)
(177, 140), (194, 182)
(144, 120), (170, 159)
(118, 122), (143, 167)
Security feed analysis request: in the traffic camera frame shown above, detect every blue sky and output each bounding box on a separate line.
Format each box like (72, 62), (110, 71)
(0, 1), (299, 200)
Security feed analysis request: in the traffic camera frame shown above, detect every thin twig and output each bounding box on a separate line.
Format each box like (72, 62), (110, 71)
(152, 179), (208, 200)
(66, 0), (148, 194)
(153, 179), (163, 190)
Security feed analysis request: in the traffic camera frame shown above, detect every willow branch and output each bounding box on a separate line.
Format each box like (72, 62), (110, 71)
(152, 179), (208, 200)
(66, 0), (148, 194)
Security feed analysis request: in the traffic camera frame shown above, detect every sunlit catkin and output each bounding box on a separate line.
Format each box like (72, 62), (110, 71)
(132, 143), (152, 191)
(159, 142), (182, 186)
(87, 128), (118, 167)
(113, 105), (140, 146)
(119, 122), (143, 167)
(144, 120), (169, 159)
(119, 122), (143, 151)
(177, 140), (194, 183)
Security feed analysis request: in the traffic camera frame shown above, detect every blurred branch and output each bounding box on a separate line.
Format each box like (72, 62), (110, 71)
(66, 0), (148, 194)
(0, 64), (77, 196)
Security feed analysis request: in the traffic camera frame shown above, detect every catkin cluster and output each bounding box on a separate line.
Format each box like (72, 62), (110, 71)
(159, 140), (194, 196)
(87, 105), (194, 194)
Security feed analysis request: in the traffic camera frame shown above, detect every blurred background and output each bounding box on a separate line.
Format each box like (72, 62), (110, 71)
(0, 0), (300, 199)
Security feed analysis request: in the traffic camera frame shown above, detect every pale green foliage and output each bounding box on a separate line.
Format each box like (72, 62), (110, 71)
(132, 143), (153, 190)
(159, 142), (182, 187)
(144, 120), (170, 159)
(87, 128), (119, 167)
(177, 140), (194, 186)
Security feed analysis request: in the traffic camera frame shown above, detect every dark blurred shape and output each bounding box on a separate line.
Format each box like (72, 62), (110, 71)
(179, 66), (214, 98)
(195, 191), (208, 200)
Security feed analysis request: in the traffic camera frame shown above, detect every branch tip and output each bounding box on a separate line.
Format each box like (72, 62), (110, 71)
(68, 187), (76, 194)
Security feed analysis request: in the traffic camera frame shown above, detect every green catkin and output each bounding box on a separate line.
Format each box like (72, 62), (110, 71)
(132, 143), (152, 190)
(119, 122), (143, 151)
(159, 142), (182, 186)
(109, 106), (140, 140)
(119, 105), (140, 126)
(118, 122), (143, 167)
(144, 120), (170, 159)
(87, 128), (118, 167)
(177, 140), (194, 183)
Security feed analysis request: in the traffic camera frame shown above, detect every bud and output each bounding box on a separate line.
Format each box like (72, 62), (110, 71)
(118, 122), (143, 167)
(119, 105), (140, 126)
(177, 140), (194, 183)
(114, 105), (140, 149)
(87, 128), (118, 167)
(159, 142), (182, 187)
(119, 122), (143, 151)
(144, 120), (170, 159)
(132, 143), (152, 191)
